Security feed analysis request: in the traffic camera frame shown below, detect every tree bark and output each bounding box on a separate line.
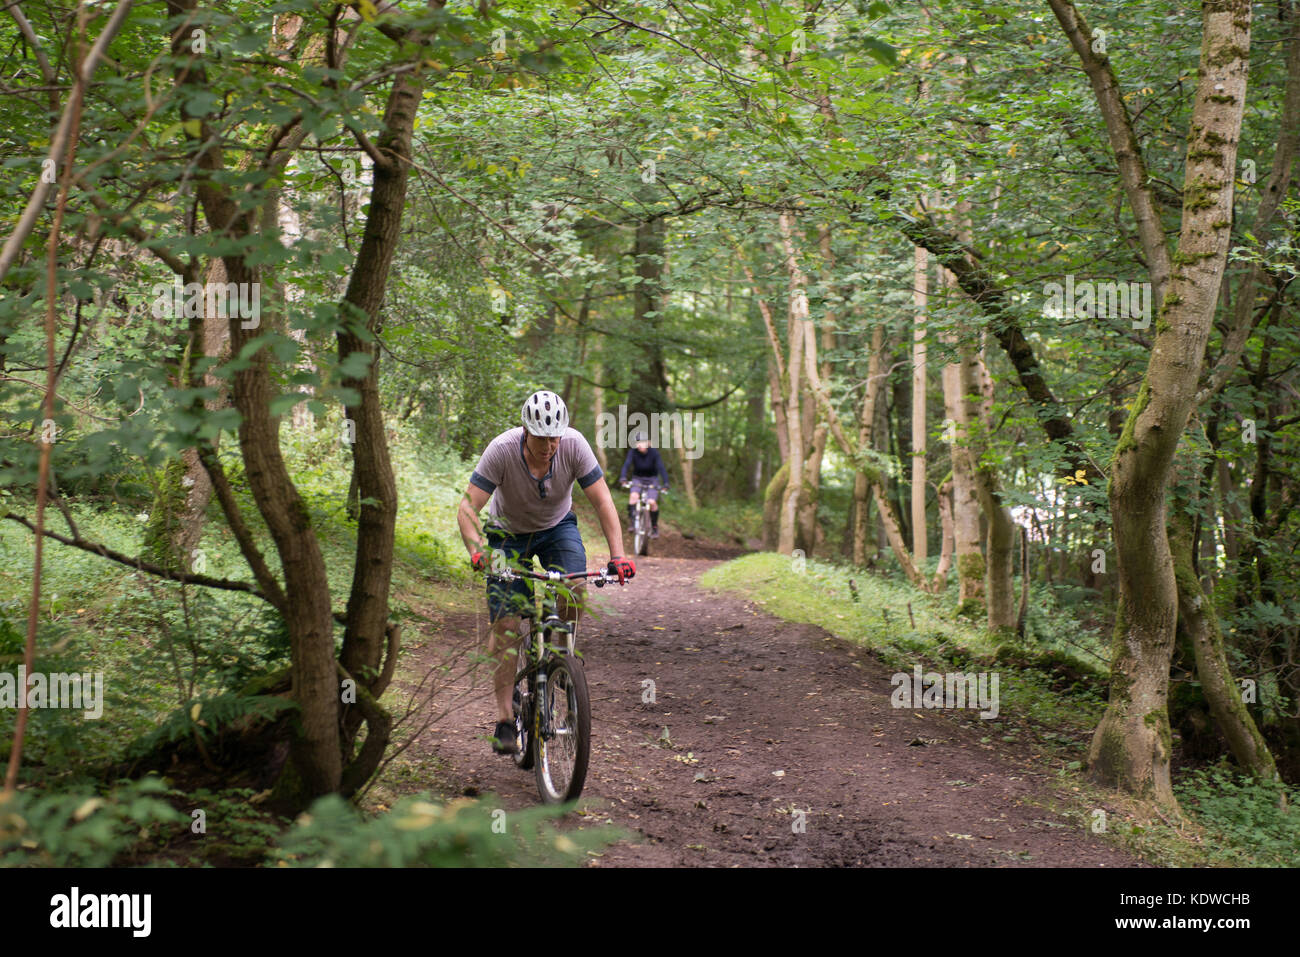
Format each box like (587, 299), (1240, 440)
(1170, 487), (1279, 781)
(933, 476), (954, 589)
(627, 216), (669, 419)
(911, 246), (928, 567)
(776, 212), (809, 555)
(939, 267), (986, 614)
(852, 324), (886, 566)
(1068, 0), (1253, 807)
(170, 2), (341, 798)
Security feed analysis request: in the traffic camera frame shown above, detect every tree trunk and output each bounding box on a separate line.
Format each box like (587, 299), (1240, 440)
(941, 338), (985, 615)
(592, 343), (607, 473)
(983, 490), (1017, 634)
(1170, 495), (1278, 781)
(793, 225), (840, 556)
(1062, 0), (1253, 806)
(969, 301), (1017, 632)
(665, 383), (699, 509)
(173, 7), (341, 798)
(852, 324), (886, 566)
(174, 278), (231, 563)
(335, 70), (427, 795)
(933, 477), (954, 590)
(744, 370), (767, 498)
(936, 199), (990, 614)
(627, 216), (669, 419)
(911, 246), (928, 567)
(762, 460), (788, 551)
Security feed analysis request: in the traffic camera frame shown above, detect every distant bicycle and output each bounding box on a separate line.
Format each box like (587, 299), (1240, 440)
(488, 564), (629, 804)
(623, 481), (665, 557)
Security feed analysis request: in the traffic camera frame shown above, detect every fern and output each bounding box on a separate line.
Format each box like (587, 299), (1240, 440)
(0, 777), (186, 867)
(272, 792), (624, 867)
(128, 693), (296, 757)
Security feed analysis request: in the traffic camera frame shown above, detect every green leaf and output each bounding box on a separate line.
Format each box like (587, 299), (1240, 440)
(270, 393), (305, 417)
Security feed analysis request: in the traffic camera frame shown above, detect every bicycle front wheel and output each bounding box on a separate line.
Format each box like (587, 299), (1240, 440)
(535, 654), (591, 805)
(635, 508), (650, 556)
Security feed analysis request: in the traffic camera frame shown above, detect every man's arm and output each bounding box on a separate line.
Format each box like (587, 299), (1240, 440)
(618, 449), (633, 484)
(654, 449), (670, 487)
(458, 484), (493, 555)
(582, 476), (625, 561)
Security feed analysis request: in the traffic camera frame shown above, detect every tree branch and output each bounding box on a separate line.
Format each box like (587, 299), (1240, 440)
(1046, 0), (1172, 304)
(2, 512), (275, 601)
(1198, 7), (1300, 404)
(0, 0), (135, 286)
(195, 443), (289, 615)
(6, 2), (59, 112)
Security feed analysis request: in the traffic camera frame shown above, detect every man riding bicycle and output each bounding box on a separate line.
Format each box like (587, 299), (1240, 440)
(457, 390), (634, 755)
(618, 430), (669, 539)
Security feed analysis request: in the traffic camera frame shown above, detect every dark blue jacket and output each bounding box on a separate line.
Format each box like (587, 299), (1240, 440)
(619, 447), (669, 486)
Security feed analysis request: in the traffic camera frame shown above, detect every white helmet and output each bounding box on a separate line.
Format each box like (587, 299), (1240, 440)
(521, 390), (569, 437)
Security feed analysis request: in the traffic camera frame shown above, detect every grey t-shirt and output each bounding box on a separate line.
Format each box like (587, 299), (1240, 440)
(470, 426), (603, 534)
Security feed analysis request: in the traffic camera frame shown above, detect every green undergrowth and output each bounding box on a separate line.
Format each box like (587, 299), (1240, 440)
(273, 792), (624, 867)
(1173, 765), (1300, 867)
(1046, 766), (1300, 868)
(668, 499), (762, 546)
(0, 416), (476, 780)
(0, 778), (624, 867)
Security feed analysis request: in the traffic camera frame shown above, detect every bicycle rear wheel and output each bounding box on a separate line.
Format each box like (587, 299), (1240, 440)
(535, 654), (591, 804)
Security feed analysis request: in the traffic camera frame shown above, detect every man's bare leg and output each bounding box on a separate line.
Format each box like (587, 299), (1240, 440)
(556, 581), (586, 655)
(488, 616), (518, 724)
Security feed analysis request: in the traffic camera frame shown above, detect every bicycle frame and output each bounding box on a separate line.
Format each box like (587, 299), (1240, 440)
(514, 584), (575, 740)
(480, 562), (626, 803)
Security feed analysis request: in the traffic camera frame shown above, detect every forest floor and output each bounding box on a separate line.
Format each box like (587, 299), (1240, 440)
(397, 526), (1141, 867)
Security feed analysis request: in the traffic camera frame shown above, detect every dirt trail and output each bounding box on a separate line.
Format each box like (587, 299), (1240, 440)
(403, 549), (1139, 867)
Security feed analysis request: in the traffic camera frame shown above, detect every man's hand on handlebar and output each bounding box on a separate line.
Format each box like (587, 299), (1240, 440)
(608, 556), (636, 583)
(469, 550), (488, 572)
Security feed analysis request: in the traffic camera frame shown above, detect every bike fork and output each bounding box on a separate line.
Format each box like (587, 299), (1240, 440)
(534, 626), (550, 739)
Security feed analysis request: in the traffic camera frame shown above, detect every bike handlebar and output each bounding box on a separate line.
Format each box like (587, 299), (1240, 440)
(481, 566), (627, 588)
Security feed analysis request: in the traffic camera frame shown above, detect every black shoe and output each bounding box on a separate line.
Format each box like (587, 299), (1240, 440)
(492, 720), (519, 755)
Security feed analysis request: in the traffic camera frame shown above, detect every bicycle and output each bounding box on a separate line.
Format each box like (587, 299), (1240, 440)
(490, 564), (628, 804)
(623, 481), (665, 557)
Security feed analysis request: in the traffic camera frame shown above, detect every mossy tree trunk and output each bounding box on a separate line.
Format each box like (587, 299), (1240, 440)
(1170, 492), (1278, 781)
(941, 331), (987, 614)
(762, 460), (788, 551)
(1049, 0), (1254, 807)
(911, 246), (928, 568)
(852, 323), (887, 566)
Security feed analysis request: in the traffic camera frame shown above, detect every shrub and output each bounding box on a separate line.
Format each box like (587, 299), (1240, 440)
(0, 777), (186, 867)
(271, 792), (622, 867)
